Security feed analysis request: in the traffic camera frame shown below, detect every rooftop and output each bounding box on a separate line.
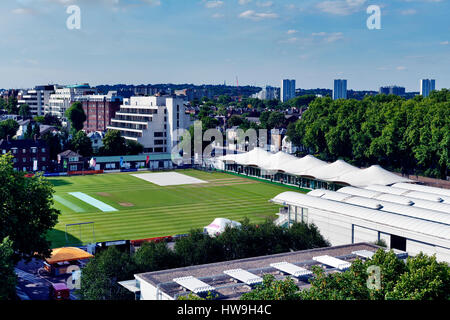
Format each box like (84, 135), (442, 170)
(135, 243), (381, 300)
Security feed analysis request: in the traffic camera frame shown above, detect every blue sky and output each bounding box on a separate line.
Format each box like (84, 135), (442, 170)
(1, 0), (449, 91)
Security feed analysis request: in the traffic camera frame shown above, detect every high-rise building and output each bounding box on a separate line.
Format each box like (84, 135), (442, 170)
(45, 84), (97, 120)
(379, 86), (406, 96)
(281, 79), (296, 102)
(107, 95), (192, 154)
(75, 91), (123, 133)
(252, 86), (277, 100)
(17, 85), (55, 117)
(420, 79), (436, 98)
(333, 79), (348, 100)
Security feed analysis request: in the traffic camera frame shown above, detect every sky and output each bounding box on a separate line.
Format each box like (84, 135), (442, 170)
(0, 0), (449, 91)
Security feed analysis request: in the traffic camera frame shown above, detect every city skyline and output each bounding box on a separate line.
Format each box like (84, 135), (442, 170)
(0, 0), (449, 91)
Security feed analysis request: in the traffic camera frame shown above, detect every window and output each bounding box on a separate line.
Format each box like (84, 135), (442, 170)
(41, 148), (46, 152)
(23, 149), (27, 154)
(42, 157), (46, 162)
(32, 148), (37, 153)
(12, 149), (17, 154)
(23, 158), (27, 163)
(2, 150), (5, 154)
(70, 165), (78, 171)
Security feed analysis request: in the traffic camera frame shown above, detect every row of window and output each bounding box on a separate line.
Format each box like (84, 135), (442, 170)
(2, 148), (46, 154)
(12, 157), (47, 163)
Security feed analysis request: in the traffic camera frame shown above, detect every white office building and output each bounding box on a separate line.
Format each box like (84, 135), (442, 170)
(252, 85), (277, 100)
(18, 85), (55, 117)
(333, 79), (348, 100)
(45, 84), (97, 120)
(420, 79), (436, 98)
(281, 79), (296, 102)
(107, 95), (192, 154)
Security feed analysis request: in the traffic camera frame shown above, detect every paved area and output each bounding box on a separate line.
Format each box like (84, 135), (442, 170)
(132, 172), (208, 186)
(15, 259), (78, 300)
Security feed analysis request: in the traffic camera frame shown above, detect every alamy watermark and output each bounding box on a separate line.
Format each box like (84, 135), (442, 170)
(66, 5), (81, 30)
(367, 5), (381, 30)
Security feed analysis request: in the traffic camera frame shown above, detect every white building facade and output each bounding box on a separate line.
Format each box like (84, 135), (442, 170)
(18, 85), (55, 117)
(45, 84), (97, 120)
(107, 96), (192, 154)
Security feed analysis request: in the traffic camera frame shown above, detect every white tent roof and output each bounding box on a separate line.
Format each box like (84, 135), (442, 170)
(280, 155), (328, 176)
(260, 151), (298, 172)
(306, 160), (361, 181)
(271, 192), (450, 245)
(334, 165), (413, 187)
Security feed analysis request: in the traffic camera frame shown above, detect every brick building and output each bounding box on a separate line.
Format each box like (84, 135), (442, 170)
(76, 91), (122, 133)
(0, 137), (51, 172)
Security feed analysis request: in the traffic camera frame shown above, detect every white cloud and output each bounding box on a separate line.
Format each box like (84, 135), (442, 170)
(287, 29), (298, 34)
(238, 0), (252, 5)
(312, 32), (344, 43)
(316, 0), (367, 15)
(440, 41), (449, 45)
(400, 9), (417, 15)
(205, 0), (224, 8)
(239, 10), (278, 20)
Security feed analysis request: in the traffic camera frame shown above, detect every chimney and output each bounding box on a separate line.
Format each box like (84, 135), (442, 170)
(34, 134), (37, 142)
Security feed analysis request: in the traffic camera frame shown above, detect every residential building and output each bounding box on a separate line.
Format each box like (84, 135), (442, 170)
(75, 91), (122, 132)
(0, 137), (51, 172)
(281, 79), (296, 102)
(251, 85), (277, 100)
(57, 150), (84, 172)
(17, 85), (56, 117)
(134, 85), (161, 97)
(45, 84), (97, 121)
(174, 88), (211, 102)
(379, 86), (406, 96)
(87, 131), (105, 153)
(420, 79), (436, 98)
(333, 79), (348, 100)
(107, 96), (192, 154)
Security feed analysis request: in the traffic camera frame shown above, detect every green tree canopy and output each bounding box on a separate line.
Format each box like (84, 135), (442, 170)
(65, 102), (86, 133)
(0, 237), (17, 300)
(99, 130), (127, 156)
(0, 154), (60, 262)
(70, 131), (93, 157)
(0, 119), (19, 140)
(19, 104), (31, 119)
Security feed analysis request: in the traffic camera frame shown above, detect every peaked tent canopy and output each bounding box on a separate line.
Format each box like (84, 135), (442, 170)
(45, 247), (94, 264)
(307, 159), (361, 181)
(334, 165), (413, 187)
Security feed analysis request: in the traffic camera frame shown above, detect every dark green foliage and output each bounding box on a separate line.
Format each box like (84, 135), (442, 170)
(287, 90), (450, 178)
(79, 247), (136, 300)
(99, 130), (127, 156)
(133, 242), (179, 273)
(70, 131), (93, 157)
(0, 119), (19, 140)
(0, 237), (17, 300)
(65, 102), (86, 133)
(19, 104), (31, 119)
(0, 154), (60, 262)
(125, 140), (144, 155)
(241, 275), (301, 300)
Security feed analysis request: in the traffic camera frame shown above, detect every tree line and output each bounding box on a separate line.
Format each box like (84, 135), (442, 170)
(287, 90), (450, 179)
(79, 219), (330, 300)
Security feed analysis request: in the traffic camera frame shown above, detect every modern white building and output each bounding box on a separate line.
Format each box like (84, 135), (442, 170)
(252, 85), (277, 100)
(333, 79), (347, 100)
(107, 95), (192, 154)
(272, 190), (450, 263)
(281, 79), (296, 102)
(420, 79), (436, 98)
(18, 85), (55, 117)
(45, 84), (97, 120)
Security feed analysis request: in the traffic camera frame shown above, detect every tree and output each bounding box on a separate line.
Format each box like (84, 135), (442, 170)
(0, 119), (19, 140)
(0, 237), (17, 300)
(100, 130), (127, 156)
(133, 242), (179, 274)
(41, 132), (63, 161)
(70, 131), (93, 157)
(6, 97), (18, 115)
(19, 104), (31, 119)
(79, 247), (136, 300)
(65, 102), (86, 133)
(0, 154), (60, 262)
(126, 140), (144, 156)
(241, 275), (300, 300)
(385, 253), (450, 300)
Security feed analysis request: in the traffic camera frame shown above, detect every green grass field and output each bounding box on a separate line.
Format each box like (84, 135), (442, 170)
(48, 170), (302, 248)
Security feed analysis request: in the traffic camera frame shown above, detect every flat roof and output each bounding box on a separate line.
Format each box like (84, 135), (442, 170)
(135, 243), (379, 300)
